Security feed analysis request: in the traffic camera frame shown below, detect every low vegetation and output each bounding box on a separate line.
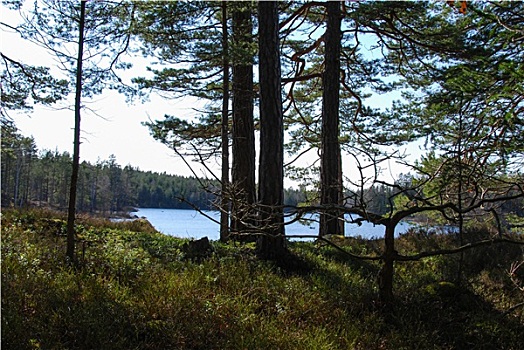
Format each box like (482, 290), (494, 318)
(2, 208), (523, 349)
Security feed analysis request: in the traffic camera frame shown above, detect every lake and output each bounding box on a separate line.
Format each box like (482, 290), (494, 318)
(134, 208), (412, 241)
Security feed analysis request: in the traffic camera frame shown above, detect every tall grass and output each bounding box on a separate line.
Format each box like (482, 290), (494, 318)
(2, 208), (523, 349)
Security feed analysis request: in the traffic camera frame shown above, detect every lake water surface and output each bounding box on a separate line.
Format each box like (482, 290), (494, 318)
(134, 208), (412, 241)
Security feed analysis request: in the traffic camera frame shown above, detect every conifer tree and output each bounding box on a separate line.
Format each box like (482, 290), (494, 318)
(257, 0), (286, 259)
(134, 2), (258, 240)
(230, 2), (256, 237)
(16, 0), (135, 263)
(319, 1), (343, 237)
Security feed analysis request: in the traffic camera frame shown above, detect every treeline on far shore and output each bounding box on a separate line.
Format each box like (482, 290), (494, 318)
(3, 122), (523, 224)
(1, 121), (310, 214)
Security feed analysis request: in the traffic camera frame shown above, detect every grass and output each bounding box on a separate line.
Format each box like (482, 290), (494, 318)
(2, 208), (523, 349)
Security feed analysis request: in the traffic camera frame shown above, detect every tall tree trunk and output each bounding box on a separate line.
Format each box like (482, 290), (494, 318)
(23, 149), (32, 206)
(257, 0), (286, 259)
(1, 156), (11, 205)
(66, 0), (86, 263)
(231, 3), (256, 238)
(379, 223), (396, 309)
(13, 151), (22, 207)
(220, 1), (230, 242)
(456, 112), (465, 283)
(338, 153), (345, 235)
(320, 1), (343, 237)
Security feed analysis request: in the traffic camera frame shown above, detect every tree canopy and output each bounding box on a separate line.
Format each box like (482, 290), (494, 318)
(2, 0), (523, 308)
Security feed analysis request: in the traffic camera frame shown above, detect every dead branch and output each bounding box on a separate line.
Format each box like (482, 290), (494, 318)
(509, 260), (524, 292)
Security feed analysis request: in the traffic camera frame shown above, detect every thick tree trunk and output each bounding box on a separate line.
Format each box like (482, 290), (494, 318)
(220, 1), (230, 243)
(66, 0), (86, 263)
(257, 0), (286, 259)
(379, 223), (396, 309)
(320, 1), (344, 237)
(231, 4), (256, 238)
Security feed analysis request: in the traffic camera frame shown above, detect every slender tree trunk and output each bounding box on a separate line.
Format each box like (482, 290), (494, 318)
(257, 0), (286, 259)
(49, 158), (55, 205)
(90, 164), (99, 212)
(220, 1), (230, 242)
(13, 152), (22, 207)
(338, 154), (345, 235)
(66, 0), (86, 263)
(320, 1), (343, 237)
(231, 3), (256, 238)
(456, 112), (465, 283)
(78, 167), (86, 212)
(1, 156), (11, 205)
(44, 167), (49, 203)
(23, 150), (32, 206)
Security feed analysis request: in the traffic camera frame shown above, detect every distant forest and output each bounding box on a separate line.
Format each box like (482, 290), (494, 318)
(3, 121), (522, 225)
(1, 121), (311, 213)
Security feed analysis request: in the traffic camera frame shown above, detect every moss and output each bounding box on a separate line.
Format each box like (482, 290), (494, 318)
(423, 281), (459, 297)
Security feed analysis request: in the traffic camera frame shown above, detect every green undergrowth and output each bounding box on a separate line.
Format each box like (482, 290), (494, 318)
(2, 208), (523, 349)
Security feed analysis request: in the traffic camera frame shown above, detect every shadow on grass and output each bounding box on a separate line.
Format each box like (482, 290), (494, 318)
(284, 242), (383, 312)
(282, 241), (524, 349)
(391, 281), (524, 349)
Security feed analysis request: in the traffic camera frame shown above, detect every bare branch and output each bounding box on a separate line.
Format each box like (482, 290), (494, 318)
(397, 237), (524, 262)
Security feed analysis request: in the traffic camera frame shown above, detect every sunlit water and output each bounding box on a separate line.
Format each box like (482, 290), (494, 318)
(134, 208), (412, 241)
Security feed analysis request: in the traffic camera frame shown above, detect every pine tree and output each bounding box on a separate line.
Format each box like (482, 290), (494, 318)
(17, 0), (136, 263)
(257, 0), (286, 259)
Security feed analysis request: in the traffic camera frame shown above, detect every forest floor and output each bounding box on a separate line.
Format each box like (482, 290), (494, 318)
(2, 208), (523, 349)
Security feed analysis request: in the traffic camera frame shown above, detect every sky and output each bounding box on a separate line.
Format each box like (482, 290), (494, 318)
(1, 3), (421, 188)
(2, 3), (213, 178)
(11, 90), (207, 177)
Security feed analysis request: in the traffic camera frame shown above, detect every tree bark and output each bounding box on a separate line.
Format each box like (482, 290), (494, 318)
(220, 1), (230, 242)
(379, 223), (396, 309)
(66, 0), (86, 264)
(231, 3), (256, 238)
(257, 0), (286, 259)
(320, 1), (343, 237)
